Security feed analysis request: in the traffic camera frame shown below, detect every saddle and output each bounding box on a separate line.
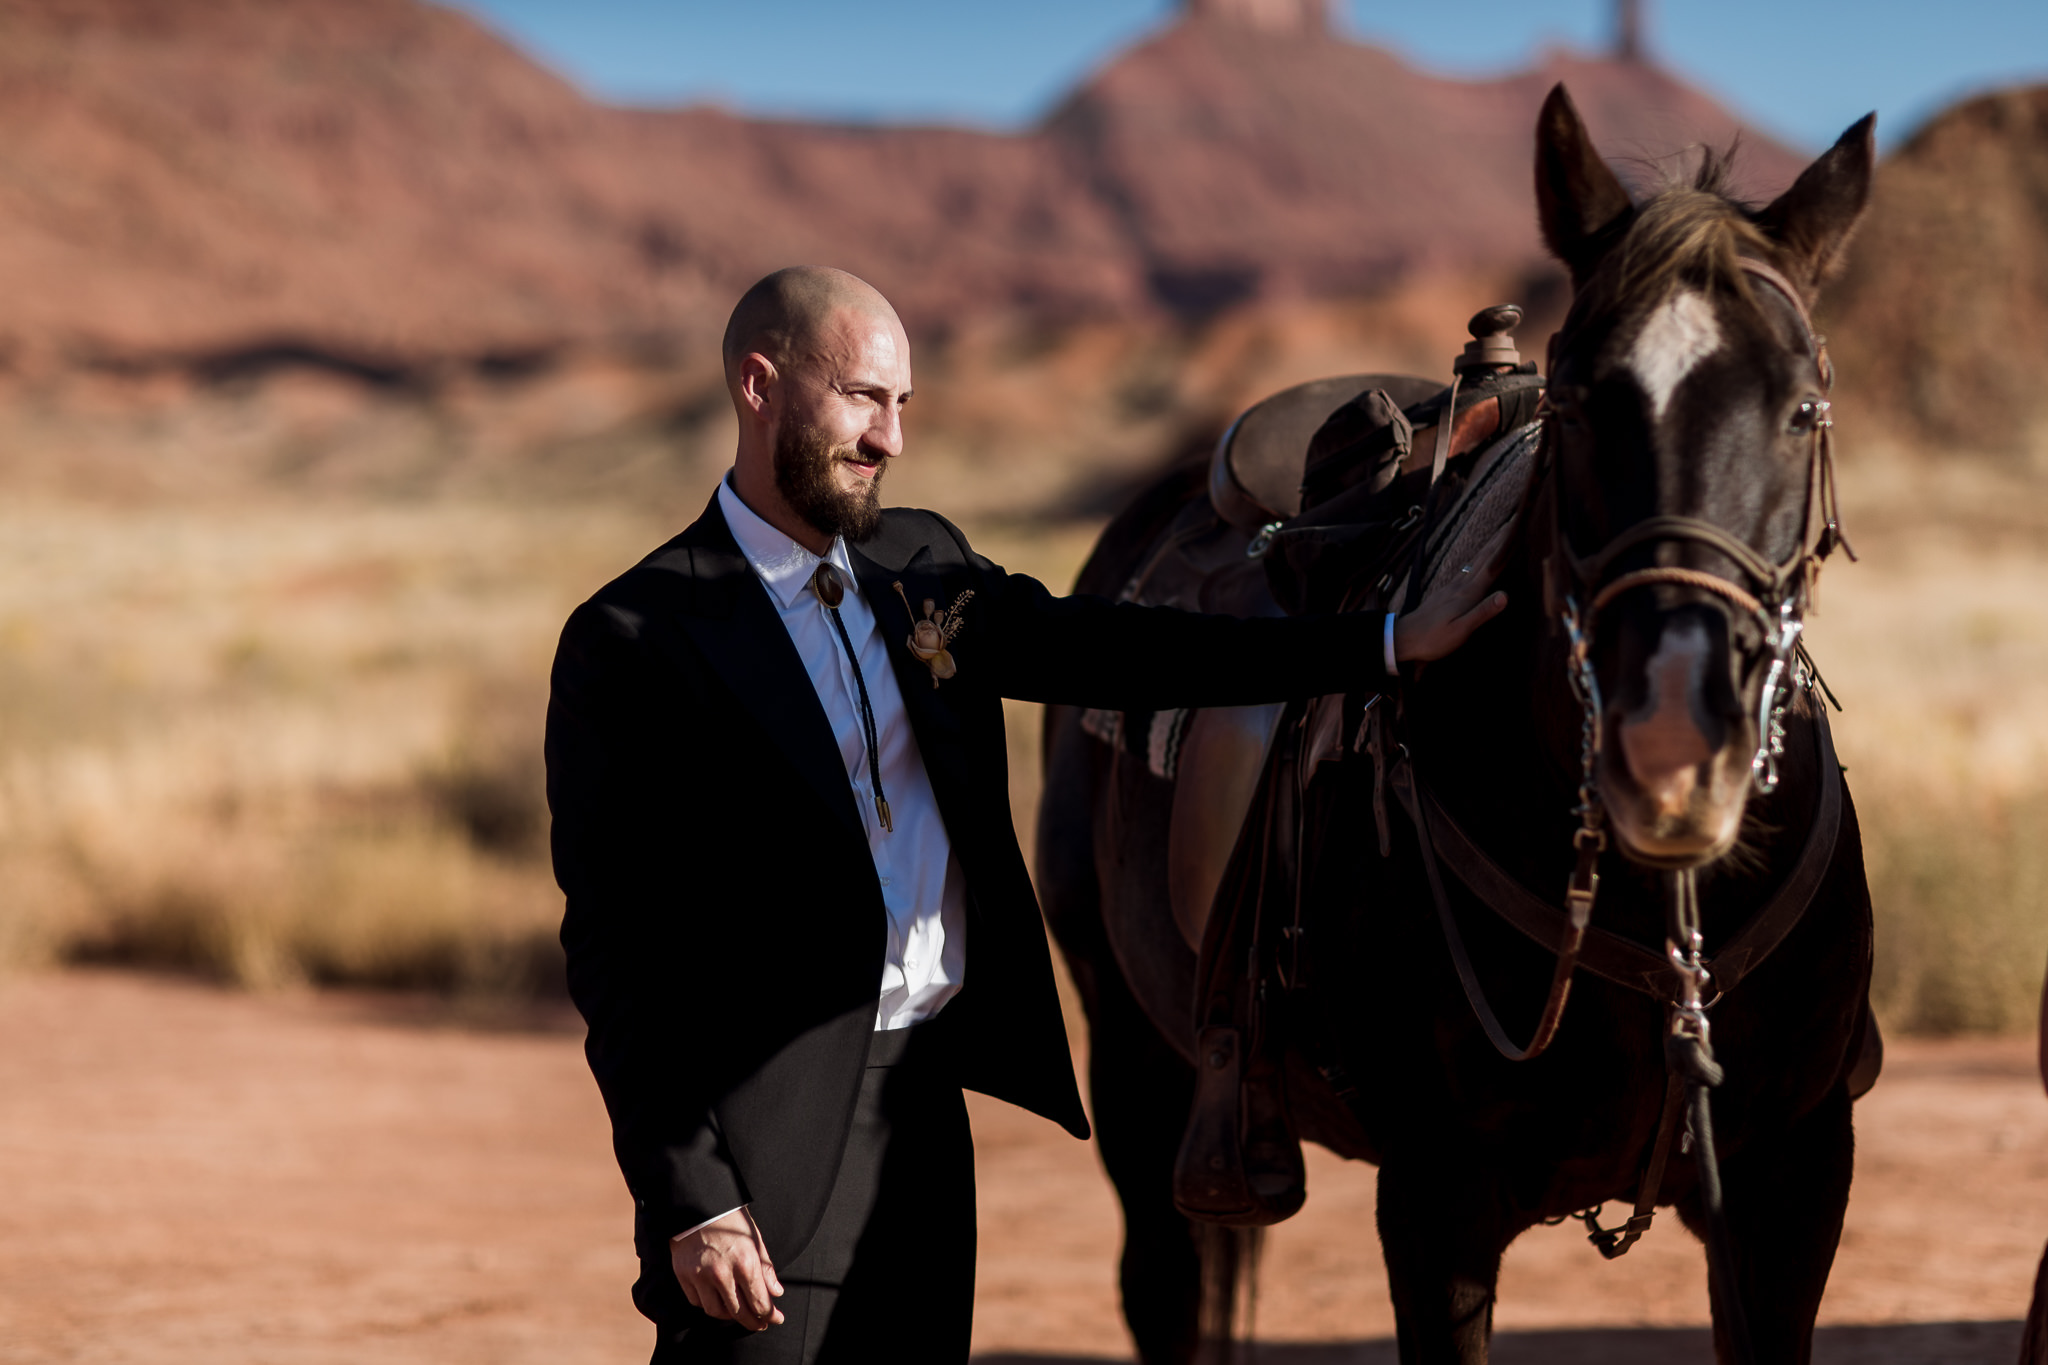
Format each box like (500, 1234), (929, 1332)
(1085, 358), (1540, 964)
(1078, 306), (1550, 1225)
(1173, 338), (1549, 1227)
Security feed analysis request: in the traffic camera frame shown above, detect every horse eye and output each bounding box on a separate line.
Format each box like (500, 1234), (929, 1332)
(1788, 401), (1821, 434)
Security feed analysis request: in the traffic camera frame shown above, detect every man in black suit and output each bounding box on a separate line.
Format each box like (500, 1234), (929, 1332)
(546, 266), (1506, 1363)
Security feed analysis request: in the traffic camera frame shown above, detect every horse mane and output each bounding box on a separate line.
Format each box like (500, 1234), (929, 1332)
(1574, 145), (1777, 332)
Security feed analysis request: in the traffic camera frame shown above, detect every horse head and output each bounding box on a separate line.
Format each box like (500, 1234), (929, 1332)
(1531, 85), (1874, 868)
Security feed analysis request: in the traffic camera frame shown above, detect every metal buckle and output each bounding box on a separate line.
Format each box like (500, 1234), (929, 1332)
(1579, 1205), (1656, 1259)
(1751, 598), (1804, 794)
(1565, 826), (1605, 926)
(1246, 520), (1283, 559)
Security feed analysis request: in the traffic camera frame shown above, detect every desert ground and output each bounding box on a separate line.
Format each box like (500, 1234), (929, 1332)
(0, 967), (2039, 1364)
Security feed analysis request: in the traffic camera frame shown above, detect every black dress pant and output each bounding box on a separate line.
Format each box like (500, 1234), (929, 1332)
(646, 1023), (976, 1364)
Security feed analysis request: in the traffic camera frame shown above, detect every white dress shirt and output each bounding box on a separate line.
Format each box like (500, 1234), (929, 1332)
(715, 475), (967, 1033)
(676, 480), (972, 1243)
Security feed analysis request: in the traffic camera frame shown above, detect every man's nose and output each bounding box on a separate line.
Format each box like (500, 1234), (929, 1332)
(865, 402), (904, 460)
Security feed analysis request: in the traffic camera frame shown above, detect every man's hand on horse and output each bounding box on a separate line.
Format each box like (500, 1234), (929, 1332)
(672, 1207), (786, 1331)
(1394, 516), (1516, 664)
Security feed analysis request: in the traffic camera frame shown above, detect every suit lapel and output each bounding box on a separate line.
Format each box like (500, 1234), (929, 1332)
(848, 541), (976, 811)
(670, 498), (865, 842)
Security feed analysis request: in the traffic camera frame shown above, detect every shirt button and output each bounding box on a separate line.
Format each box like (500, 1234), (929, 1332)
(879, 876), (891, 887)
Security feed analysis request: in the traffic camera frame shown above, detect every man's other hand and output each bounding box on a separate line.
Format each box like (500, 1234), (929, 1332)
(672, 1208), (786, 1331)
(1393, 517), (1516, 664)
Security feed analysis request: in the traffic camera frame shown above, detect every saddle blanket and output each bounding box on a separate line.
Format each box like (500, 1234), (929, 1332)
(1414, 422), (1543, 601)
(1082, 705), (1192, 781)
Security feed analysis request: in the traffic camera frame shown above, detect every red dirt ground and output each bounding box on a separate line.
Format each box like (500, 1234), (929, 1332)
(0, 969), (2039, 1363)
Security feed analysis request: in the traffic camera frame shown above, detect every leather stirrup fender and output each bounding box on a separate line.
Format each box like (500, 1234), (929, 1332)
(1173, 1026), (1258, 1220)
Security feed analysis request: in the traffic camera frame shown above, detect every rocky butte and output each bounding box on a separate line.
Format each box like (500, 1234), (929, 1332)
(0, 0), (1805, 383)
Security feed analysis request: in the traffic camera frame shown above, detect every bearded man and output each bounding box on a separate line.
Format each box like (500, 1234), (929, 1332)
(546, 266), (1506, 1363)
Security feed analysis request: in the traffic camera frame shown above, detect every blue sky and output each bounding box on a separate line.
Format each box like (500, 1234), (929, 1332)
(455, 1), (2048, 152)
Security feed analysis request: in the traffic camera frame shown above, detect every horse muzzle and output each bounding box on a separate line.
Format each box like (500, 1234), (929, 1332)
(1599, 610), (1754, 867)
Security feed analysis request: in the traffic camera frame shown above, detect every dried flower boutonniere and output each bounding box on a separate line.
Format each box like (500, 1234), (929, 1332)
(893, 582), (973, 687)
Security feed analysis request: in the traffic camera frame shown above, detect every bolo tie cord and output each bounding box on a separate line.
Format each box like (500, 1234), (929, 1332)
(811, 563), (893, 833)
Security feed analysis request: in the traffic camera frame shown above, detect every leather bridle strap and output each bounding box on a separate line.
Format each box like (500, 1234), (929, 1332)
(1593, 565), (1766, 626)
(1546, 255), (1849, 626)
(1570, 515), (1786, 602)
(1390, 758), (1588, 1060)
(1403, 701), (1843, 1007)
(1739, 257), (1819, 341)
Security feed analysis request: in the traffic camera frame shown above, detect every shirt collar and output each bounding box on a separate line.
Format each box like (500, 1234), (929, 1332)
(717, 473), (858, 611)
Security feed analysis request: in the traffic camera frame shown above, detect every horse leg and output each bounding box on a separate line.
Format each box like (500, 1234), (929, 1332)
(1678, 1082), (1854, 1365)
(1376, 1160), (1513, 1364)
(2020, 1236), (2048, 1364)
(1038, 717), (1208, 1365)
(1087, 954), (1211, 1363)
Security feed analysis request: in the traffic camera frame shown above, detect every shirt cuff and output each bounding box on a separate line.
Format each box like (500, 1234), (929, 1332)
(672, 1204), (748, 1242)
(1382, 612), (1399, 676)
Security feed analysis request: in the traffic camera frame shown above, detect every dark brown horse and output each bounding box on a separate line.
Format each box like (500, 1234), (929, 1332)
(1038, 87), (1880, 1364)
(2022, 967), (2048, 1363)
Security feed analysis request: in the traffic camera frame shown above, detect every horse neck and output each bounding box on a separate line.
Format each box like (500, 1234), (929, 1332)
(1406, 538), (1579, 816)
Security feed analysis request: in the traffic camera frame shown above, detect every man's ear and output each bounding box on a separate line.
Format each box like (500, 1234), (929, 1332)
(1757, 113), (1877, 295)
(1535, 83), (1635, 286)
(737, 353), (778, 418)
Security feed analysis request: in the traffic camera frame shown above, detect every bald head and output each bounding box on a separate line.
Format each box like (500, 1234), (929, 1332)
(723, 266), (914, 555)
(722, 266), (902, 388)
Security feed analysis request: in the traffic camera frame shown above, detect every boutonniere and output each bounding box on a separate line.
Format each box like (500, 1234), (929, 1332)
(893, 582), (973, 687)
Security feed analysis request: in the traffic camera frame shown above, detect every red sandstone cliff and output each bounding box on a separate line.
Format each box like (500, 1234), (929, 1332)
(0, 0), (1810, 382)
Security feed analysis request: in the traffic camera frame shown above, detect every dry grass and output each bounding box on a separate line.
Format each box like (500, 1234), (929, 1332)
(0, 483), (1109, 1007)
(1818, 448), (2048, 1033)
(0, 498), (658, 996)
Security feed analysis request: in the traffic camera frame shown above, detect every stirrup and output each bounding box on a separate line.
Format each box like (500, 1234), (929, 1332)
(1172, 1025), (1307, 1227)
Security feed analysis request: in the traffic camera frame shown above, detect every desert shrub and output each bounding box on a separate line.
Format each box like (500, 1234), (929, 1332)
(50, 817), (566, 999)
(421, 743), (547, 859)
(1860, 784), (2048, 1034)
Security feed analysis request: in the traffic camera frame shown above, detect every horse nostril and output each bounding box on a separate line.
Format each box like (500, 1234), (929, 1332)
(1620, 617), (1718, 817)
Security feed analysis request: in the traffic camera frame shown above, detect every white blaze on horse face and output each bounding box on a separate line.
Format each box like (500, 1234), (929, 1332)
(1627, 291), (1723, 422)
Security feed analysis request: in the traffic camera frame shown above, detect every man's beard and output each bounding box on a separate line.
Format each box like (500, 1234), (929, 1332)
(774, 422), (886, 544)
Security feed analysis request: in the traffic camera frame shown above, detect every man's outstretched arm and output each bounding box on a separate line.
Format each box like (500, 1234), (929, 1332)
(959, 514), (1516, 711)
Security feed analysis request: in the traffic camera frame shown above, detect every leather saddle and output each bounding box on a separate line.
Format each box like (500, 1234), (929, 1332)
(1086, 372), (1436, 1087)
(1207, 373), (1443, 535)
(1100, 368), (1541, 980)
(1156, 313), (1554, 1227)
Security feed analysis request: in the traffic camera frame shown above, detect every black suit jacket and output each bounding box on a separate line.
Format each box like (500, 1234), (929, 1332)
(546, 493), (1380, 1268)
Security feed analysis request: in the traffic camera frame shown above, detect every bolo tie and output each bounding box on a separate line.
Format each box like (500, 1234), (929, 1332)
(811, 563), (892, 833)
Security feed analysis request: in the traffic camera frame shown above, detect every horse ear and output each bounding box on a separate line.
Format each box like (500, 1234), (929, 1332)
(1535, 84), (1634, 285)
(1757, 113), (1877, 295)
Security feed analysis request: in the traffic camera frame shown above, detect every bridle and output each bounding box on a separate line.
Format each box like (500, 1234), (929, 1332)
(1539, 255), (1855, 801)
(1403, 254), (1857, 1067)
(1362, 256), (1855, 1336)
